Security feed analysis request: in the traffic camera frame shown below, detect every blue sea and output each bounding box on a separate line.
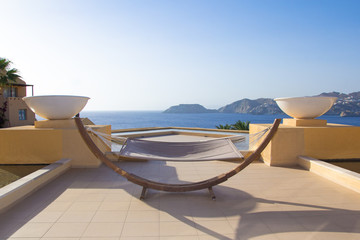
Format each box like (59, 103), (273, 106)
(81, 111), (360, 130)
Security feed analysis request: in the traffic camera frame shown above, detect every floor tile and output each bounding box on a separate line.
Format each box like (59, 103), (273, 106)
(0, 162), (359, 240)
(67, 202), (101, 212)
(57, 211), (96, 222)
(92, 210), (128, 222)
(126, 210), (159, 222)
(82, 222), (124, 237)
(195, 220), (235, 236)
(122, 222), (159, 237)
(43, 222), (88, 238)
(11, 223), (53, 238)
(160, 221), (197, 236)
(98, 201), (131, 211)
(29, 211), (63, 223)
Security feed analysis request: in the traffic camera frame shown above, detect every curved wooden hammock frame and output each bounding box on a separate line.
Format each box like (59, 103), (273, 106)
(75, 117), (281, 200)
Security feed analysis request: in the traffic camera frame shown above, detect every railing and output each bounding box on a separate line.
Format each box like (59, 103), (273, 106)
(6, 97), (24, 102)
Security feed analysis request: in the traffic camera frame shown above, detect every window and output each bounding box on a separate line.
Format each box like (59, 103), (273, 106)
(3, 88), (10, 98)
(3, 87), (18, 98)
(19, 109), (27, 120)
(11, 87), (18, 97)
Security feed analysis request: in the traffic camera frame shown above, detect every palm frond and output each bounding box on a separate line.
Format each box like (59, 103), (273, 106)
(215, 124), (233, 129)
(0, 58), (12, 71)
(216, 120), (250, 131)
(231, 120), (250, 130)
(0, 58), (21, 85)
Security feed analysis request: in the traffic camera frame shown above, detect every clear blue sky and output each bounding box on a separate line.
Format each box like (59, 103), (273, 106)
(1, 0), (359, 110)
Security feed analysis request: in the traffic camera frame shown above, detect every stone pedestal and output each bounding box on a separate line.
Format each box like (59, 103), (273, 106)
(283, 118), (327, 127)
(35, 119), (78, 129)
(250, 122), (360, 166)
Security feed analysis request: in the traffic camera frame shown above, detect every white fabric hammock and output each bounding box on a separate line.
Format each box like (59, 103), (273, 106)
(119, 138), (244, 162)
(84, 126), (272, 162)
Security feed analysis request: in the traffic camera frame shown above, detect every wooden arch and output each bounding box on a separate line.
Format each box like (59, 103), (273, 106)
(75, 117), (281, 199)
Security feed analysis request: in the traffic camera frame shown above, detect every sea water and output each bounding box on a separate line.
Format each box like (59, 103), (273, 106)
(81, 111), (360, 130)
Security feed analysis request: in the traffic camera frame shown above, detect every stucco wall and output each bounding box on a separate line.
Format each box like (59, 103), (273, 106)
(0, 127), (63, 164)
(0, 119), (111, 167)
(0, 83), (35, 127)
(7, 97), (35, 127)
(250, 122), (360, 166)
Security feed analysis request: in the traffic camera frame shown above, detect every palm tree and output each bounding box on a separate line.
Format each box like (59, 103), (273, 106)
(231, 120), (250, 130)
(0, 58), (22, 86)
(0, 58), (22, 127)
(216, 124), (233, 129)
(0, 101), (8, 127)
(215, 120), (250, 131)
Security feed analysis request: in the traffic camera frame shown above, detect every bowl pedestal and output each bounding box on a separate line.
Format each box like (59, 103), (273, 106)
(35, 119), (78, 129)
(250, 122), (360, 167)
(283, 118), (328, 127)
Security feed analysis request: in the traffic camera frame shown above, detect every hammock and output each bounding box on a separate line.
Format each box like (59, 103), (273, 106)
(75, 117), (281, 200)
(86, 126), (247, 162)
(118, 138), (243, 162)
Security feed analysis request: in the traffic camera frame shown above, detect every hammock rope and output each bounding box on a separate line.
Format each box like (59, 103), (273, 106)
(248, 126), (271, 150)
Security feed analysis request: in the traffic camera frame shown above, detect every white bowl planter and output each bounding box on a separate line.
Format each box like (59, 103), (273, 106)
(274, 96), (337, 119)
(23, 95), (90, 120)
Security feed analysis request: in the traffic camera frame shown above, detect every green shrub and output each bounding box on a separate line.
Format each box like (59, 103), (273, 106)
(231, 120), (250, 130)
(215, 124), (233, 129)
(215, 120), (250, 130)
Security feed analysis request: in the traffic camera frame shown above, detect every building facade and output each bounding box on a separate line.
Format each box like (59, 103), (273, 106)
(0, 79), (35, 127)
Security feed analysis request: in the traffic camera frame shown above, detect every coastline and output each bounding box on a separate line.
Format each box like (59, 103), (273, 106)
(79, 111), (360, 130)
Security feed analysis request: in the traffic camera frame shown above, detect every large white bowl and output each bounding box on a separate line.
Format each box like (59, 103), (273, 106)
(23, 95), (90, 120)
(274, 96), (337, 119)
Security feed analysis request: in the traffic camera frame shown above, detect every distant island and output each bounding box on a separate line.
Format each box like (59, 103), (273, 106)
(163, 91), (360, 117)
(163, 104), (217, 113)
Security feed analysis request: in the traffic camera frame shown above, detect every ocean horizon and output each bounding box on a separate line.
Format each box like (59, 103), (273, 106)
(81, 111), (360, 130)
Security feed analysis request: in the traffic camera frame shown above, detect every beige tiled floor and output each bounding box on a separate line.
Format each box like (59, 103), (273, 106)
(1, 161), (360, 240)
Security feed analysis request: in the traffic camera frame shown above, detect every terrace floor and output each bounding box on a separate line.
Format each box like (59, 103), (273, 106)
(0, 160), (360, 240)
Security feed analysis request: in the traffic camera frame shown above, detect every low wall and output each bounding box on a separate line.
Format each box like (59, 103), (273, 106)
(0, 119), (111, 167)
(250, 122), (360, 166)
(0, 159), (71, 214)
(298, 155), (360, 194)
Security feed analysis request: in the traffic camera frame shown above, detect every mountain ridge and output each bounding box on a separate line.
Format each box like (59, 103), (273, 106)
(163, 91), (360, 116)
